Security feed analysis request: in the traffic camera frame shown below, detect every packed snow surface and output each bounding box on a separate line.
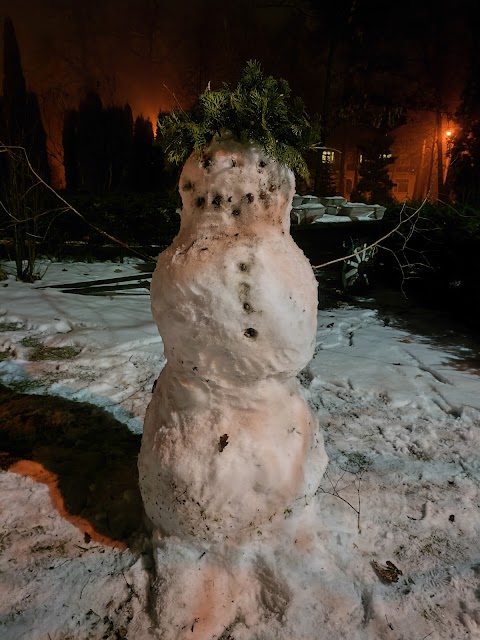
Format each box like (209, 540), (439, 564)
(1, 259), (480, 640)
(140, 140), (327, 543)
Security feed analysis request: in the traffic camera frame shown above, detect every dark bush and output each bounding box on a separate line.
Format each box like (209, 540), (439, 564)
(380, 201), (480, 325)
(43, 191), (181, 257)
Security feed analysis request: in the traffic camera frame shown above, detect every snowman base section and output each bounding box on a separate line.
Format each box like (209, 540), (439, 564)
(145, 505), (365, 640)
(140, 374), (326, 542)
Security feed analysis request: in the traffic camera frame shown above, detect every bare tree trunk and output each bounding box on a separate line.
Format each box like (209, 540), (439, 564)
(436, 109), (447, 201)
(413, 138), (426, 200)
(2, 146), (48, 282)
(353, 146), (360, 191)
(426, 118), (437, 197)
(338, 125), (347, 196)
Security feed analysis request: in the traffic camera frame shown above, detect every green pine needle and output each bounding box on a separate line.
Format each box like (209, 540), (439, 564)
(156, 60), (313, 179)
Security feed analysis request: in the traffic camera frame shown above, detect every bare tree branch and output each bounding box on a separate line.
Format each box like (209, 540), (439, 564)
(312, 198), (429, 270)
(1, 144), (155, 263)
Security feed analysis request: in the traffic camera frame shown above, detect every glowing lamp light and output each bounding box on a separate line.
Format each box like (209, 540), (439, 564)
(446, 130), (452, 137)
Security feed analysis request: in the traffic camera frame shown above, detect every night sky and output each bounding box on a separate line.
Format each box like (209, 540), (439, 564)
(0, 0), (474, 185)
(1, 0), (327, 122)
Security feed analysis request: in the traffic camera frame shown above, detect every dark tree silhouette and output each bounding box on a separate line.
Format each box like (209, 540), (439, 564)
(62, 109), (80, 191)
(76, 91), (105, 192)
(64, 96), (134, 193)
(448, 36), (480, 206)
(351, 134), (397, 205)
(1, 16), (27, 140)
(103, 104), (133, 191)
(314, 160), (338, 197)
(0, 16), (51, 281)
(1, 16), (50, 182)
(129, 115), (155, 191)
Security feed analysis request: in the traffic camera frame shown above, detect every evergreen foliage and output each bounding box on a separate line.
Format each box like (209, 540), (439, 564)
(351, 135), (396, 205)
(104, 104), (134, 190)
(2, 16), (27, 142)
(62, 109), (80, 190)
(63, 93), (146, 193)
(48, 191), (181, 254)
(314, 158), (337, 196)
(76, 91), (106, 192)
(63, 95), (167, 193)
(0, 16), (51, 281)
(157, 60), (313, 178)
(382, 200), (480, 327)
(1, 17), (50, 182)
(448, 40), (480, 206)
(130, 115), (155, 191)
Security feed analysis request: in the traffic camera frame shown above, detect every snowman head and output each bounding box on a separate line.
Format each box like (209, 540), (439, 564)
(178, 135), (295, 235)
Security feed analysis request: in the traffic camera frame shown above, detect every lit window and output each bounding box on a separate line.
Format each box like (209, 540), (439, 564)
(322, 150), (335, 163)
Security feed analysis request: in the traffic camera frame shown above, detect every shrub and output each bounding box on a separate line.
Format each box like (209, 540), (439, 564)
(381, 200), (480, 309)
(43, 191), (181, 255)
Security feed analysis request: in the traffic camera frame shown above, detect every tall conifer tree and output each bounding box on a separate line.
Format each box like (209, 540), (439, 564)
(130, 115), (154, 191)
(62, 109), (79, 190)
(76, 91), (105, 192)
(448, 35), (480, 206)
(0, 16), (51, 280)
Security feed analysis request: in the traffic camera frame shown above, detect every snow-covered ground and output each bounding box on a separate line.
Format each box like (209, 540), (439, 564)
(1, 259), (479, 640)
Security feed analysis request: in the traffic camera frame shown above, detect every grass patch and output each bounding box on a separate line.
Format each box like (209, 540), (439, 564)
(8, 379), (47, 393)
(20, 337), (39, 348)
(0, 322), (22, 332)
(20, 337), (80, 361)
(0, 351), (11, 361)
(344, 451), (371, 473)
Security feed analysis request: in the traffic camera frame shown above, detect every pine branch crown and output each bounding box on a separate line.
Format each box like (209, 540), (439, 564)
(157, 61), (312, 179)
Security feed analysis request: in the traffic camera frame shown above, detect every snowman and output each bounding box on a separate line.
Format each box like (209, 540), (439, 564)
(138, 131), (328, 543)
